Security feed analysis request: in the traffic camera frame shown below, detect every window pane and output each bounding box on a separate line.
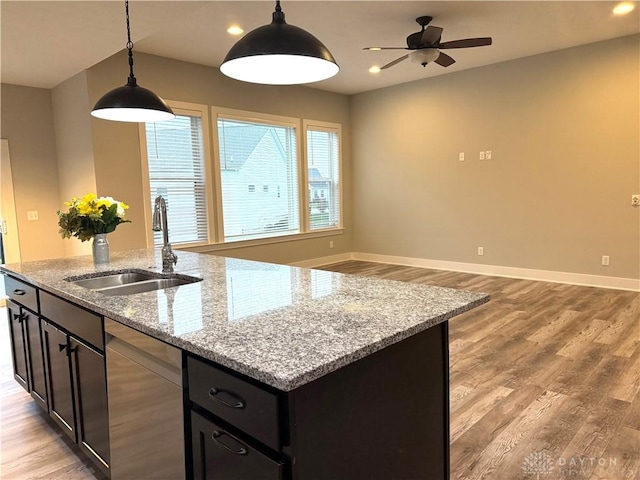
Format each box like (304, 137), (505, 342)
(145, 115), (208, 245)
(307, 129), (340, 230)
(218, 118), (299, 242)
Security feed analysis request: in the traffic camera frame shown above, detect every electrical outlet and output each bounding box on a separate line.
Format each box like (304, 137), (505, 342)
(602, 255), (610, 266)
(459, 152), (465, 162)
(477, 246), (484, 256)
(479, 151), (485, 160)
(329, 241), (334, 249)
(632, 194), (640, 207)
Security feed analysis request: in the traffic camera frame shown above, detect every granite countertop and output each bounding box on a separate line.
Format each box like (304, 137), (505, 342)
(1, 249), (489, 391)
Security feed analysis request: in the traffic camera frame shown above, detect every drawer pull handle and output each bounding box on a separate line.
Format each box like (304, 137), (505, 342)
(13, 289), (26, 296)
(208, 388), (245, 409)
(211, 430), (248, 456)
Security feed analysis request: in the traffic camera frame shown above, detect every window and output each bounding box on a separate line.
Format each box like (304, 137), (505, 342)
(142, 104), (342, 249)
(142, 107), (211, 246)
(216, 116), (300, 242)
(305, 124), (341, 230)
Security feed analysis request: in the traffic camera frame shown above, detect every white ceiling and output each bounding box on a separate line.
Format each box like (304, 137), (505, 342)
(2, 1), (639, 95)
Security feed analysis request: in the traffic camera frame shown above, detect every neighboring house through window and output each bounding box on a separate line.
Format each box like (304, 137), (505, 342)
(216, 116), (300, 242)
(305, 122), (341, 230)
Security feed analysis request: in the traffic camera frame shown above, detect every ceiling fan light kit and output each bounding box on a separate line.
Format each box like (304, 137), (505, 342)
(220, 0), (339, 85)
(364, 15), (492, 71)
(410, 49), (440, 66)
(91, 0), (174, 123)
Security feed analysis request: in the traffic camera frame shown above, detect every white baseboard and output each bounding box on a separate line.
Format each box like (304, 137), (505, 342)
(292, 251), (640, 292)
(290, 252), (354, 268)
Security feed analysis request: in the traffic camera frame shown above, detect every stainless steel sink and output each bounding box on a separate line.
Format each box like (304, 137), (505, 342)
(97, 277), (198, 296)
(66, 270), (202, 296)
(71, 272), (160, 290)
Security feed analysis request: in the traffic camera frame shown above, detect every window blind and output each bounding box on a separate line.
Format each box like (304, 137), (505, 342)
(307, 129), (340, 230)
(217, 118), (300, 242)
(145, 114), (209, 245)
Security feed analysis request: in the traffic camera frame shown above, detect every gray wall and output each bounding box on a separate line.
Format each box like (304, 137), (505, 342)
(350, 35), (640, 279)
(51, 71), (97, 257)
(0, 84), (66, 261)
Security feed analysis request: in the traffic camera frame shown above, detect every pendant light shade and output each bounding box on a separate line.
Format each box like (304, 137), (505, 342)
(91, 0), (174, 123)
(220, 1), (339, 85)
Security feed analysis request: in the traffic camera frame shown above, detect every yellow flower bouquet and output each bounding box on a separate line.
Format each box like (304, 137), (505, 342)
(58, 193), (130, 242)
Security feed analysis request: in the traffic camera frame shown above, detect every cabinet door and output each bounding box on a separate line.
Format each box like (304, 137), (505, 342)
(7, 300), (30, 391)
(70, 337), (110, 477)
(191, 411), (283, 480)
(24, 311), (47, 409)
(42, 321), (76, 442)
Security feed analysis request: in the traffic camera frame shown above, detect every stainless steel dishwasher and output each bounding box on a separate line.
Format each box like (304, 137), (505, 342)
(105, 318), (185, 479)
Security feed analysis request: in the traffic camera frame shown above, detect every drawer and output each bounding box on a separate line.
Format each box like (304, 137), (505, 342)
(40, 291), (104, 351)
(191, 410), (284, 480)
(188, 356), (281, 451)
(4, 275), (39, 313)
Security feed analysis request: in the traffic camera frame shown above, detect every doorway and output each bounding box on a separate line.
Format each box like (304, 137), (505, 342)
(1, 139), (22, 305)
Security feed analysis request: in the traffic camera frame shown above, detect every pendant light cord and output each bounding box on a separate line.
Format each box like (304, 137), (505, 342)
(124, 0), (137, 85)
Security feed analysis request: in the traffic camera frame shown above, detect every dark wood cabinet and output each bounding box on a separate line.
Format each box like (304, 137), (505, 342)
(6, 278), (48, 410)
(188, 356), (281, 451)
(7, 299), (30, 391)
(24, 309), (47, 409)
(191, 411), (284, 480)
(42, 320), (77, 441)
(4, 275), (111, 477)
(40, 292), (110, 478)
(187, 322), (449, 480)
(71, 336), (110, 473)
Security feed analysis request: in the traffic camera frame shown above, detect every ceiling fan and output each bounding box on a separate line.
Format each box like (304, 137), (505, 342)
(363, 16), (492, 70)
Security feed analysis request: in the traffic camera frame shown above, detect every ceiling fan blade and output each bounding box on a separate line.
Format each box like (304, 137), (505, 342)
(381, 54), (409, 70)
(363, 47), (409, 51)
(438, 37), (492, 49)
(434, 52), (456, 67)
(421, 26), (443, 45)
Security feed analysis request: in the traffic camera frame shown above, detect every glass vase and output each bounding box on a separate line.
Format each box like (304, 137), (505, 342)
(92, 233), (110, 265)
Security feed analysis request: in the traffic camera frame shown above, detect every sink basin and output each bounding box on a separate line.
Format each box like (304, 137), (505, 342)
(66, 269), (202, 296)
(97, 277), (198, 296)
(71, 272), (159, 290)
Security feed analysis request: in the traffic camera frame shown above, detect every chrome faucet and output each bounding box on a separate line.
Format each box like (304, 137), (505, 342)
(152, 196), (178, 273)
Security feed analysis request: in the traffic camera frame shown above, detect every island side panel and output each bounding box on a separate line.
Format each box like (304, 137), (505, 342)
(287, 321), (449, 480)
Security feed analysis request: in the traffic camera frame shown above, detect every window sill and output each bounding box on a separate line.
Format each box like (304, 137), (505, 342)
(177, 228), (345, 253)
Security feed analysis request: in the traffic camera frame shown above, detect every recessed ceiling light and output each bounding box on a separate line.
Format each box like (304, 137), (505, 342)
(369, 66), (381, 74)
(613, 2), (635, 15)
(227, 25), (244, 35)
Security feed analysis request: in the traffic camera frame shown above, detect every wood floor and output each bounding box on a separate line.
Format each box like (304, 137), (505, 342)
(1, 261), (638, 479)
(318, 261), (640, 480)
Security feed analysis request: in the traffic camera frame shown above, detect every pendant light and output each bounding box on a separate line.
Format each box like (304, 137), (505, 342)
(91, 0), (174, 122)
(220, 1), (339, 85)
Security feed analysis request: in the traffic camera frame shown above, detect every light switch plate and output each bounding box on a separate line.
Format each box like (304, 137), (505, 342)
(27, 210), (39, 221)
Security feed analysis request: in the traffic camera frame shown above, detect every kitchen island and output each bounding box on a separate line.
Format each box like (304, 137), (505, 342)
(2, 249), (489, 479)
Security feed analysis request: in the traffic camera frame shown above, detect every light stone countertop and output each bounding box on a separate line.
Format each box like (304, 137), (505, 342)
(1, 249), (489, 391)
